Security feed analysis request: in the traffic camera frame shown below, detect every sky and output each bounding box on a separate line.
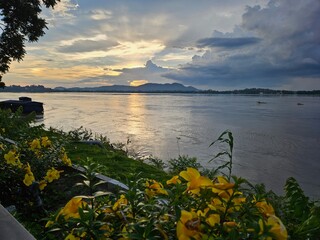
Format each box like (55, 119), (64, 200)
(3, 0), (320, 90)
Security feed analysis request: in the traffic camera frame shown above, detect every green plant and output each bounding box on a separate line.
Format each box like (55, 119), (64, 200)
(74, 158), (109, 197)
(0, 109), (72, 212)
(168, 155), (202, 175)
(2, 108), (319, 239)
(281, 177), (320, 239)
(209, 130), (234, 180)
(44, 132), (290, 240)
(46, 166), (289, 239)
(66, 126), (95, 141)
(146, 155), (167, 170)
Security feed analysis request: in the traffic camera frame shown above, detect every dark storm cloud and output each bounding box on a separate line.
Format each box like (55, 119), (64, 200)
(197, 37), (261, 48)
(116, 60), (168, 74)
(164, 0), (320, 89)
(77, 60), (172, 86)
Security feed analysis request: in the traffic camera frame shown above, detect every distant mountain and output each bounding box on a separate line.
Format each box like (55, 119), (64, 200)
(2, 84), (319, 95)
(54, 83), (199, 93)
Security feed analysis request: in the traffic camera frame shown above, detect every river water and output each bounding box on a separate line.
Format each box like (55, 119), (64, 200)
(1, 92), (320, 198)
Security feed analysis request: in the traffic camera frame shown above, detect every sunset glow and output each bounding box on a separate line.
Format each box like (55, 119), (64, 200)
(130, 80), (149, 87)
(2, 0), (319, 90)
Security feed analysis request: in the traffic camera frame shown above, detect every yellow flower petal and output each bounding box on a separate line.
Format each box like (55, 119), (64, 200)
(180, 168), (200, 182)
(59, 197), (86, 220)
(39, 180), (47, 190)
(256, 200), (275, 216)
(145, 180), (168, 197)
(177, 210), (202, 240)
(23, 173), (35, 186)
(65, 233), (80, 240)
(167, 175), (181, 185)
(267, 215), (288, 240)
(206, 214), (220, 227)
(41, 136), (52, 147)
(30, 139), (41, 151)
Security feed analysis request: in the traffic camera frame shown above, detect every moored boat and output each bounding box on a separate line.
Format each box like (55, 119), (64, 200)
(0, 97), (44, 114)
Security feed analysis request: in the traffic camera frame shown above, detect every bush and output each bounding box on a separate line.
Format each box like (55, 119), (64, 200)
(0, 109), (72, 213)
(45, 167), (288, 239)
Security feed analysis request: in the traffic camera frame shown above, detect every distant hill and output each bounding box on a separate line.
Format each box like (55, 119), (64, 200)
(1, 84), (319, 95)
(54, 83), (199, 93)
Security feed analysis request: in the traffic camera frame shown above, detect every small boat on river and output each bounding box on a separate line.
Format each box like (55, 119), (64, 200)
(0, 97), (43, 114)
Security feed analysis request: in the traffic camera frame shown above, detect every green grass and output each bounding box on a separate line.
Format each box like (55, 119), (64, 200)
(65, 142), (169, 183)
(11, 143), (168, 239)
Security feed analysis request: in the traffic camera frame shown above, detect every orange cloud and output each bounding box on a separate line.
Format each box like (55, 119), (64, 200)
(129, 80), (148, 86)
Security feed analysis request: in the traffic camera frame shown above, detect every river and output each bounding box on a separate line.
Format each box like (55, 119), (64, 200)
(1, 92), (320, 198)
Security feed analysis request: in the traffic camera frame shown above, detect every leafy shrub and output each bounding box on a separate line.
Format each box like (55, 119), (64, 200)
(168, 155), (202, 174)
(282, 177), (320, 239)
(46, 167), (289, 239)
(0, 109), (72, 213)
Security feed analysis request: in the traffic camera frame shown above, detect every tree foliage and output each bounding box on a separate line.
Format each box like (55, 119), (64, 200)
(0, 0), (60, 86)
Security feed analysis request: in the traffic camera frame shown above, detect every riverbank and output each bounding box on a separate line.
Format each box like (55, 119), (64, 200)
(1, 92), (320, 199)
(1, 109), (320, 239)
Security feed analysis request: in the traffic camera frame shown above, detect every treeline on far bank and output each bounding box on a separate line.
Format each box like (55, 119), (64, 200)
(1, 84), (320, 95)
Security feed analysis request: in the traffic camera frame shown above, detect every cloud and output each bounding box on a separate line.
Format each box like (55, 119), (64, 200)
(164, 0), (320, 90)
(76, 60), (173, 86)
(197, 37), (261, 48)
(5, 0), (319, 90)
(90, 10), (112, 20)
(57, 39), (118, 53)
(43, 0), (80, 26)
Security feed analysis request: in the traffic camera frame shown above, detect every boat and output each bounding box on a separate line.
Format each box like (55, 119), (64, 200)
(0, 97), (44, 114)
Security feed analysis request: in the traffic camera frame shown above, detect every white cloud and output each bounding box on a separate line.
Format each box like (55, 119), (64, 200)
(90, 9), (112, 20)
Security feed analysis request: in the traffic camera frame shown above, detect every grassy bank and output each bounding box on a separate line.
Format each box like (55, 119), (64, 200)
(65, 142), (168, 183)
(1, 109), (320, 239)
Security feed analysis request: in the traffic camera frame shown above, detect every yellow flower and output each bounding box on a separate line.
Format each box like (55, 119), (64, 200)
(39, 180), (47, 190)
(4, 150), (16, 164)
(61, 152), (72, 166)
(65, 233), (80, 240)
(23, 173), (35, 186)
(206, 214), (220, 227)
(212, 176), (234, 199)
(30, 138), (41, 151)
(256, 200), (275, 216)
(197, 208), (220, 227)
(112, 194), (128, 211)
(213, 176), (235, 190)
(4, 150), (22, 167)
(145, 179), (168, 197)
(167, 175), (181, 185)
(25, 163), (32, 174)
(41, 136), (52, 148)
(259, 215), (288, 240)
(59, 197), (86, 220)
(177, 210), (202, 240)
(179, 168), (213, 194)
(22, 163), (35, 186)
(230, 197), (246, 212)
(208, 198), (226, 213)
(223, 221), (238, 232)
(44, 168), (63, 183)
(267, 215), (288, 240)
